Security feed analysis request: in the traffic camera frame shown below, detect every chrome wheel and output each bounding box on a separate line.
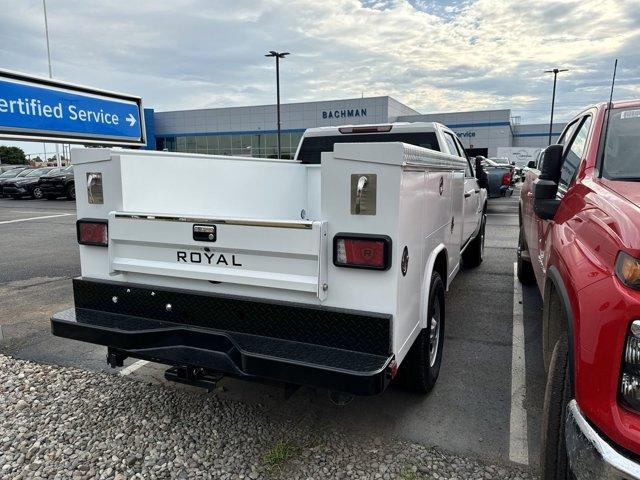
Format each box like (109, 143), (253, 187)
(429, 296), (441, 368)
(33, 187), (43, 199)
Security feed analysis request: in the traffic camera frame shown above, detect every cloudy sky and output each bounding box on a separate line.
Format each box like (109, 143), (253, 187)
(0, 0), (639, 155)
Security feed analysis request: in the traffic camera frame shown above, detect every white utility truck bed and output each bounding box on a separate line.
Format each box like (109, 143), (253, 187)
(52, 122), (487, 396)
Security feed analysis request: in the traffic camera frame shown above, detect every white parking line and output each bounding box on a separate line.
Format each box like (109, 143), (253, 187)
(8, 210), (73, 215)
(0, 213), (73, 225)
(119, 360), (149, 376)
(509, 262), (529, 465)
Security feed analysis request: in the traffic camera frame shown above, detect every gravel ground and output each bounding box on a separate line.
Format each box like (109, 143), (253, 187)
(0, 355), (537, 480)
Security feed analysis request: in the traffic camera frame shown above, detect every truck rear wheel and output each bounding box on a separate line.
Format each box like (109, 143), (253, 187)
(517, 225), (535, 285)
(541, 334), (573, 479)
(396, 271), (445, 394)
(462, 214), (485, 268)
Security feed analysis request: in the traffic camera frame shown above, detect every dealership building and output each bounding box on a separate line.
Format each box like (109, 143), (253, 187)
(150, 96), (565, 160)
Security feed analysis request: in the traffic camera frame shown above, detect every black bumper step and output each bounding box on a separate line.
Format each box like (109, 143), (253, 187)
(51, 307), (394, 396)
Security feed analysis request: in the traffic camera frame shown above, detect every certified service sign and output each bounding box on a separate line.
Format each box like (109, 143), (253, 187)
(0, 69), (145, 146)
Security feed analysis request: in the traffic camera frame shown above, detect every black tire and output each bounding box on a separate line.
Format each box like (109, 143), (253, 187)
(517, 223), (536, 285)
(66, 183), (76, 200)
(541, 335), (572, 479)
(32, 186), (43, 199)
(462, 214), (485, 268)
(396, 271), (445, 394)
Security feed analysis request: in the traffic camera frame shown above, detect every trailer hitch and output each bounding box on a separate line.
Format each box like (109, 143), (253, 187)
(164, 366), (224, 392)
(106, 348), (126, 369)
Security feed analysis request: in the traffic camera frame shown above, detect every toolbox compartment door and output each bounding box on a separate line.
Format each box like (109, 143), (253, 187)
(108, 212), (328, 299)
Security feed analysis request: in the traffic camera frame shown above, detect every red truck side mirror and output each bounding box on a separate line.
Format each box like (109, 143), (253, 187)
(533, 145), (564, 220)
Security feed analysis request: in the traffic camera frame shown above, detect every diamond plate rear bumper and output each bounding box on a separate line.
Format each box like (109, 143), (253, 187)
(51, 278), (395, 395)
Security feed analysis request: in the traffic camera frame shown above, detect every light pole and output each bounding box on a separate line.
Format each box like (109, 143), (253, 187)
(43, 0), (61, 167)
(265, 51), (289, 158)
(544, 68), (569, 145)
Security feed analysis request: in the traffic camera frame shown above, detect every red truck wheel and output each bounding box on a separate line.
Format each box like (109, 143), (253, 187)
(396, 271), (445, 394)
(541, 334), (573, 479)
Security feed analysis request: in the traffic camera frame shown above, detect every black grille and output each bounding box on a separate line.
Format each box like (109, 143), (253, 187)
(73, 279), (392, 356)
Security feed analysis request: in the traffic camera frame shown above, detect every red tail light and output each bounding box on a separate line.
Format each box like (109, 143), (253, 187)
(333, 234), (391, 270)
(77, 219), (108, 246)
(502, 172), (512, 186)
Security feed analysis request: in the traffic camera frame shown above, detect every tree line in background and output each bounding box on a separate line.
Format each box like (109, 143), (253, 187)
(0, 146), (27, 164)
(0, 146), (67, 165)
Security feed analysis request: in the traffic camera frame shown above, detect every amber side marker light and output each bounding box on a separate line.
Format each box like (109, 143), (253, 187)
(77, 219), (108, 247)
(615, 251), (640, 290)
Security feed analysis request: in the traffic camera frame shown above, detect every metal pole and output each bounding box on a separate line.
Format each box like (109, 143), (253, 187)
(43, 0), (52, 77)
(548, 71), (557, 146)
(276, 55), (281, 159)
(43, 0), (61, 167)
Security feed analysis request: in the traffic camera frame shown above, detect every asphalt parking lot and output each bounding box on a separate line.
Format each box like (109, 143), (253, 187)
(0, 190), (544, 477)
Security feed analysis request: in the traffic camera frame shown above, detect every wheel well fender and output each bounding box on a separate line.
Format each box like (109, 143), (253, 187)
(420, 245), (448, 329)
(544, 265), (576, 391)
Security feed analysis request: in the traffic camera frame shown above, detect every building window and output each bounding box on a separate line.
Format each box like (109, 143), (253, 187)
(164, 132), (302, 158)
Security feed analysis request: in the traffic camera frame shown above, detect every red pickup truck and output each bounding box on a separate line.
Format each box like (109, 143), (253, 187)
(519, 100), (640, 479)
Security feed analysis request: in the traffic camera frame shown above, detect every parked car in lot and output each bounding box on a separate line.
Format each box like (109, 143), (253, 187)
(519, 99), (640, 479)
(0, 167), (30, 197)
(3, 167), (59, 199)
(39, 165), (75, 200)
(51, 122), (487, 400)
(0, 165), (26, 173)
(479, 157), (514, 198)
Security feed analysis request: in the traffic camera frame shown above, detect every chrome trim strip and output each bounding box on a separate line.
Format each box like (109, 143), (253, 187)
(113, 213), (314, 229)
(566, 399), (640, 479)
(402, 162), (464, 172)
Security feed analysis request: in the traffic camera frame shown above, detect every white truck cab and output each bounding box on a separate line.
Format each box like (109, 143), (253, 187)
(52, 122), (487, 397)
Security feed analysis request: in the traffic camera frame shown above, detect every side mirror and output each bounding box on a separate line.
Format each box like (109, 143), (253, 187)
(474, 156), (488, 189)
(539, 144), (563, 183)
(527, 160), (536, 169)
(533, 145), (564, 220)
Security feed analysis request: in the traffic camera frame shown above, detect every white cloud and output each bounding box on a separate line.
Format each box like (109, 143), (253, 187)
(0, 0), (638, 154)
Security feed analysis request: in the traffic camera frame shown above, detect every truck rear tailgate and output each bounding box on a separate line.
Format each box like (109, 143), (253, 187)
(108, 212), (328, 298)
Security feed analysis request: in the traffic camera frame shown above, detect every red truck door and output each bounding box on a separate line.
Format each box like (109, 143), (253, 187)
(532, 115), (593, 286)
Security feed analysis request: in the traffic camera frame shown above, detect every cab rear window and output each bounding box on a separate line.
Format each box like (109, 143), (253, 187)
(297, 132), (439, 164)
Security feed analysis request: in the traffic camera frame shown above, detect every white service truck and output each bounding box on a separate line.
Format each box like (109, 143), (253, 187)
(52, 122), (487, 398)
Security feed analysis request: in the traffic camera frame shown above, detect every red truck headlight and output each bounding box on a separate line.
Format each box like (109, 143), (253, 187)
(77, 219), (108, 247)
(621, 320), (640, 411)
(333, 234), (391, 270)
(615, 251), (640, 290)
